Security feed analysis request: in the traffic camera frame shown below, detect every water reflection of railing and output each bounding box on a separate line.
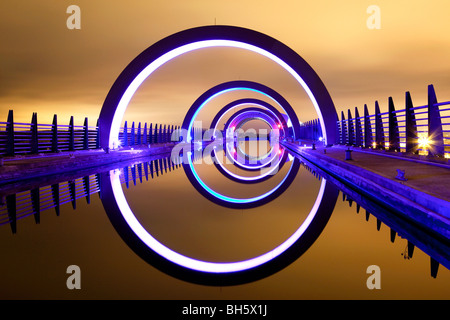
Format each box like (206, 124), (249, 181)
(0, 154), (181, 234)
(98, 152), (340, 286)
(301, 160), (449, 279)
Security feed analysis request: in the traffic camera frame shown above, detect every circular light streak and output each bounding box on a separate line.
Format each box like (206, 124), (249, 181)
(99, 26), (337, 151)
(211, 147), (288, 184)
(224, 108), (280, 168)
(184, 149), (295, 206)
(182, 81), (300, 144)
(208, 98), (288, 170)
(98, 25), (339, 285)
(210, 98), (289, 138)
(109, 160), (322, 274)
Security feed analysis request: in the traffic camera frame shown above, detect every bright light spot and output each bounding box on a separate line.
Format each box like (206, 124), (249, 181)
(318, 137), (323, 141)
(372, 142), (376, 148)
(418, 135), (430, 149)
(112, 139), (121, 150)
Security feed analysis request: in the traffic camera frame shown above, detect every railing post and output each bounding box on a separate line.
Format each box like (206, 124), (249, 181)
(130, 122), (135, 146)
(143, 123), (148, 145)
(354, 107), (362, 147)
(314, 119), (319, 141)
(69, 116), (75, 151)
(149, 123), (153, 144)
(427, 84), (444, 156)
(340, 111), (347, 145)
(388, 97), (400, 151)
(347, 109), (354, 146)
(159, 124), (163, 143)
(95, 119), (100, 149)
(154, 124), (159, 143)
(6, 110), (14, 156)
(83, 117), (89, 150)
(123, 121), (128, 146)
(405, 92), (417, 154)
(163, 124), (167, 143)
(374, 101), (384, 149)
(52, 114), (58, 153)
(137, 122), (141, 145)
(364, 104), (372, 148)
(30, 112), (38, 154)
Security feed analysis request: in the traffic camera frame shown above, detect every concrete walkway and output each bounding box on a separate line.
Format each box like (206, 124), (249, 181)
(0, 143), (176, 187)
(320, 146), (450, 202)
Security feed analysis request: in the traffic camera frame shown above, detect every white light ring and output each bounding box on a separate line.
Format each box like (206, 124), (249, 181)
(212, 102), (283, 168)
(225, 138), (279, 170)
(210, 148), (285, 182)
(210, 100), (290, 140)
(108, 39), (324, 149)
(110, 169), (327, 273)
(230, 112), (278, 164)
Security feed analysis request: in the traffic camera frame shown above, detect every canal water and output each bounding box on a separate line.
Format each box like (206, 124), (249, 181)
(0, 145), (449, 300)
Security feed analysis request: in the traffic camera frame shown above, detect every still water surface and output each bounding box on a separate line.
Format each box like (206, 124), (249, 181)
(0, 147), (449, 299)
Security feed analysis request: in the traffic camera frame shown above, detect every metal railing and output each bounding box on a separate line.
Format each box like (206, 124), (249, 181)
(0, 110), (180, 157)
(336, 84), (450, 158)
(302, 84), (450, 158)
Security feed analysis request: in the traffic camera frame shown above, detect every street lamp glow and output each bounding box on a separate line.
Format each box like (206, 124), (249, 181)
(418, 135), (431, 149)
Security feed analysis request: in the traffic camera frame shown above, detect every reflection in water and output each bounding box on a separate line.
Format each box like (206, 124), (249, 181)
(0, 147), (449, 290)
(300, 156), (450, 279)
(0, 153), (179, 233)
(99, 147), (339, 285)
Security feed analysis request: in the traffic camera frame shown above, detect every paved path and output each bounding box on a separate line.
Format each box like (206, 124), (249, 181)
(0, 143), (176, 187)
(316, 145), (450, 202)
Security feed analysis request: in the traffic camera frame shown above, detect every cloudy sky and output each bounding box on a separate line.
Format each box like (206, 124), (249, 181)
(1, 1), (450, 127)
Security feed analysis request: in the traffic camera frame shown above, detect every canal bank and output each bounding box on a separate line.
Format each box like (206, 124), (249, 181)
(0, 143), (177, 189)
(282, 142), (450, 240)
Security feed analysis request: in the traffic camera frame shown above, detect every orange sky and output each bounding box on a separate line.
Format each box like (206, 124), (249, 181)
(1, 1), (450, 127)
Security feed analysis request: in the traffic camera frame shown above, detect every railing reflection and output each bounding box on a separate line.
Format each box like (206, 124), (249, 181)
(0, 153), (181, 234)
(300, 159), (450, 279)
